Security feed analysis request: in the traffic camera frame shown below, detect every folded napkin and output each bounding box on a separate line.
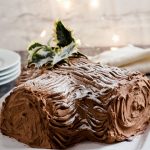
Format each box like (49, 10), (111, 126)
(89, 46), (150, 74)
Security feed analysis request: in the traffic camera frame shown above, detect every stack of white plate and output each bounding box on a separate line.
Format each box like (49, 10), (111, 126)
(0, 49), (21, 86)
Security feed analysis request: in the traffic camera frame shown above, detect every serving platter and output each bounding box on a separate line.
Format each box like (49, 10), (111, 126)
(0, 92), (150, 150)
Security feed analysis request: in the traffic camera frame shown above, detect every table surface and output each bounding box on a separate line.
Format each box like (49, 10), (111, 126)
(0, 48), (150, 98)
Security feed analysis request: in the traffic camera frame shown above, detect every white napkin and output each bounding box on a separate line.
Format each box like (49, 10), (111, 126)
(89, 46), (150, 74)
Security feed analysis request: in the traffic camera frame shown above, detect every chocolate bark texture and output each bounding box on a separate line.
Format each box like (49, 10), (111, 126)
(1, 56), (150, 149)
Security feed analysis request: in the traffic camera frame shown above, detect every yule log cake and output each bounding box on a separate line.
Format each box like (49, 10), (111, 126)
(0, 21), (150, 149)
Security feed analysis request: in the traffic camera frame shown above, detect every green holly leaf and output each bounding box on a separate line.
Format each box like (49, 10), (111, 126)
(27, 20), (84, 68)
(54, 20), (75, 47)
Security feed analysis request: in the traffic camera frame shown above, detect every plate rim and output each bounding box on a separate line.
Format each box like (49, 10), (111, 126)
(0, 70), (21, 86)
(0, 69), (20, 81)
(0, 49), (21, 71)
(0, 63), (20, 77)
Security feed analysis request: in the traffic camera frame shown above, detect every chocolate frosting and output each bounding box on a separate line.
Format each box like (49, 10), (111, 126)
(1, 56), (150, 149)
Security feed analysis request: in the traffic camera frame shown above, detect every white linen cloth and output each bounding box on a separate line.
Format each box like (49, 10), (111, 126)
(89, 46), (150, 74)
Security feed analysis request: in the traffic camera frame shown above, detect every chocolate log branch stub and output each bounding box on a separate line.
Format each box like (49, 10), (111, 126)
(1, 56), (150, 149)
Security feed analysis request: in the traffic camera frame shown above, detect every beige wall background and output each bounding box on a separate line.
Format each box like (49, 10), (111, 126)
(0, 0), (150, 50)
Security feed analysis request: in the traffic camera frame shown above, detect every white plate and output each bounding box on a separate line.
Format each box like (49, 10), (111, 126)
(0, 70), (21, 86)
(0, 92), (150, 150)
(0, 62), (20, 77)
(0, 49), (20, 71)
(0, 68), (20, 81)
